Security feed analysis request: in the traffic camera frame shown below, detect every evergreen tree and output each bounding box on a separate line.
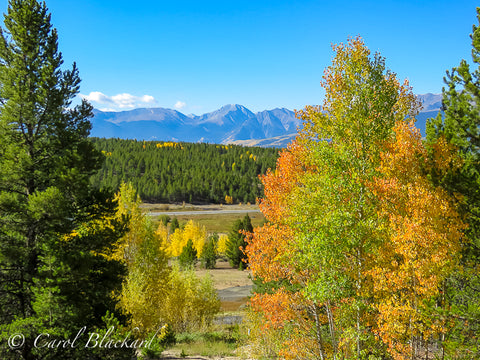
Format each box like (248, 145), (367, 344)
(226, 214), (253, 269)
(159, 214), (171, 227)
(243, 213), (253, 232)
(0, 1), (125, 358)
(201, 234), (218, 269)
(178, 239), (197, 269)
(426, 7), (480, 356)
(170, 217), (180, 233)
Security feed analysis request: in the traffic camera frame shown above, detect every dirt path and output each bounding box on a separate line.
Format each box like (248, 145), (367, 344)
(196, 260), (252, 290)
(196, 260), (253, 312)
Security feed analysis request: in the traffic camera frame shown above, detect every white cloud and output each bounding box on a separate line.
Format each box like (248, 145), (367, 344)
(174, 101), (187, 110)
(141, 95), (155, 103)
(110, 93), (138, 108)
(83, 91), (112, 104)
(80, 91), (157, 109)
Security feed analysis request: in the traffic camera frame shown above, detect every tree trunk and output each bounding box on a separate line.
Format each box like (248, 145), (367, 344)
(313, 304), (326, 360)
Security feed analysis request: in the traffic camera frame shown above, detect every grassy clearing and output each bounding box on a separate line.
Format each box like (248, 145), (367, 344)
(166, 324), (242, 358)
(172, 212), (264, 234)
(196, 259), (252, 311)
(219, 299), (249, 312)
(196, 260), (252, 289)
(146, 203), (265, 234)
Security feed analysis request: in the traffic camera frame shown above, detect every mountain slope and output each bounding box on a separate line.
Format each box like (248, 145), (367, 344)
(89, 94), (441, 146)
(90, 105), (300, 144)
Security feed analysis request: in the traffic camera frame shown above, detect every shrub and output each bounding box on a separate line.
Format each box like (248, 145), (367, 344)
(161, 266), (220, 332)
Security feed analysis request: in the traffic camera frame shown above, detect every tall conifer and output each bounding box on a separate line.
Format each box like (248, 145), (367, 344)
(426, 7), (480, 357)
(0, 1), (125, 358)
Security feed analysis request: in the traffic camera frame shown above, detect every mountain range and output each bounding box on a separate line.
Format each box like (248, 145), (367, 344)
(90, 93), (442, 147)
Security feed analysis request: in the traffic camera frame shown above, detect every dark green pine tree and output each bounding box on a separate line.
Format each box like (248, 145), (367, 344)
(178, 239), (197, 270)
(426, 7), (480, 357)
(201, 234), (218, 269)
(226, 214), (253, 269)
(170, 217), (180, 233)
(0, 1), (126, 359)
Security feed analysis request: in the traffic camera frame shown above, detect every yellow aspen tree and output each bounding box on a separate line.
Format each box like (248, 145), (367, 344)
(164, 220), (207, 257)
(112, 182), (171, 334)
(111, 182), (144, 264)
(183, 220), (207, 256)
(217, 234), (229, 254)
(155, 223), (169, 253)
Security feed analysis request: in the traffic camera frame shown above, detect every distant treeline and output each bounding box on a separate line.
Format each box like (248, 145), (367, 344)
(90, 138), (279, 203)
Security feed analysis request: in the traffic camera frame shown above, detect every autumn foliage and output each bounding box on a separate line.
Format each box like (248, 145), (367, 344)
(112, 183), (220, 335)
(158, 219), (207, 258)
(245, 37), (466, 360)
(369, 121), (465, 359)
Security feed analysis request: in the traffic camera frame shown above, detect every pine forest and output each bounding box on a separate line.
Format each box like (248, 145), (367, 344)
(89, 138), (279, 204)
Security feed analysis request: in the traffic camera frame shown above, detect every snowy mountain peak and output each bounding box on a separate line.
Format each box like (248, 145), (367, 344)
(89, 95), (442, 146)
(90, 104), (299, 143)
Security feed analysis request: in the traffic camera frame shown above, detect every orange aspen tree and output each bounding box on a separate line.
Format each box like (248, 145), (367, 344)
(245, 142), (329, 359)
(247, 37), (432, 360)
(369, 121), (465, 360)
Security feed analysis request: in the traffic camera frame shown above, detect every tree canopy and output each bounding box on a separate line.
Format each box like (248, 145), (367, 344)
(90, 138), (278, 204)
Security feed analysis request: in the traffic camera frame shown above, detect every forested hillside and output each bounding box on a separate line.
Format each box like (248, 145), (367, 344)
(90, 138), (279, 203)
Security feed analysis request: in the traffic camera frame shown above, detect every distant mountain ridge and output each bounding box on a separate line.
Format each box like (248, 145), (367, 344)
(90, 104), (301, 145)
(90, 93), (442, 147)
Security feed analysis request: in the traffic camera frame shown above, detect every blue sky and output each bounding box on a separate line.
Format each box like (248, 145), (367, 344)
(1, 0), (479, 114)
